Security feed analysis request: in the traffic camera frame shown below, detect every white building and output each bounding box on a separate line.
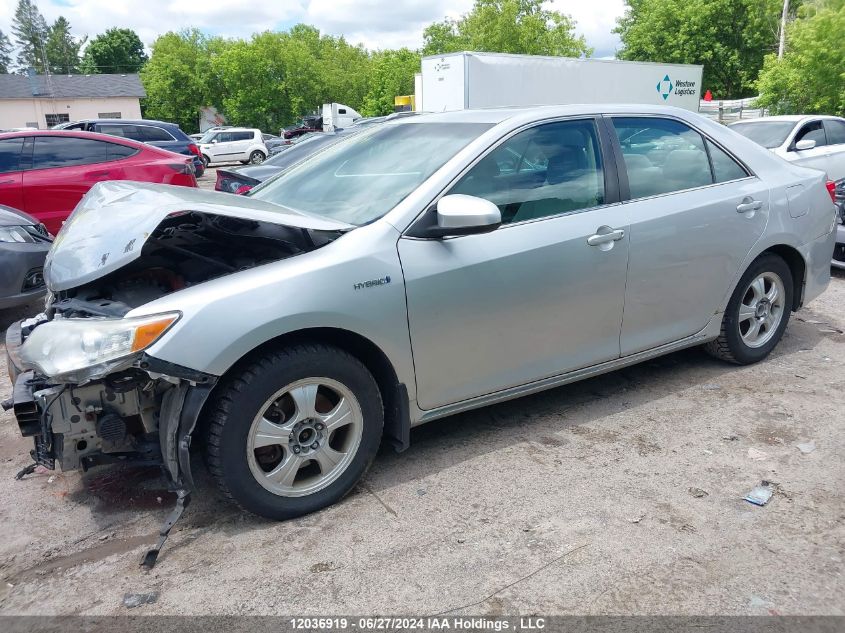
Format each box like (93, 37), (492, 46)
(0, 74), (145, 129)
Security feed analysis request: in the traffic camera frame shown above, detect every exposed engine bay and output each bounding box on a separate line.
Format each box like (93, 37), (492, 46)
(49, 211), (339, 317)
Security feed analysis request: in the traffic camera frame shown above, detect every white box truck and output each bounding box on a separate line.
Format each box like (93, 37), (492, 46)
(322, 103), (362, 132)
(419, 52), (703, 113)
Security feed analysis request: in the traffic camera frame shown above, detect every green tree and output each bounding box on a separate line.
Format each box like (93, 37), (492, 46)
(757, 0), (845, 115)
(81, 27), (147, 73)
(11, 0), (49, 73)
(140, 29), (227, 131)
(423, 0), (592, 57)
(614, 0), (787, 98)
(46, 17), (86, 74)
(361, 49), (420, 116)
(0, 29), (12, 73)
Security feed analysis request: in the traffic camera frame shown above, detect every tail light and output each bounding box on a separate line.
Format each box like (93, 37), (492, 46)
(187, 143), (202, 158)
(167, 160), (195, 175)
(826, 180), (837, 203)
(235, 185), (253, 195)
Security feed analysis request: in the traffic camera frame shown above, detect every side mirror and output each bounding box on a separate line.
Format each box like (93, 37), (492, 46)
(423, 194), (502, 238)
(794, 139), (816, 151)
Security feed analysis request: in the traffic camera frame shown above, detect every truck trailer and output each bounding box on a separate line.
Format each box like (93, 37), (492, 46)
(418, 52), (703, 113)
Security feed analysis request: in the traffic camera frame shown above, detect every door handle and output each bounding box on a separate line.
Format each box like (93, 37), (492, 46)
(587, 228), (625, 246)
(90, 170), (111, 177)
(736, 198), (762, 213)
(0, 179), (14, 185)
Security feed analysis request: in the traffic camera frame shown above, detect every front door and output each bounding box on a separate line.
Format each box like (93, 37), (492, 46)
(399, 118), (630, 410)
(0, 137), (24, 211)
(608, 116), (769, 355)
(788, 120), (830, 173)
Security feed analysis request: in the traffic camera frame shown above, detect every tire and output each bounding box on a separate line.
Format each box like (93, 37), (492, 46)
(205, 343), (383, 520)
(249, 150), (265, 164)
(704, 253), (793, 364)
(202, 154), (211, 168)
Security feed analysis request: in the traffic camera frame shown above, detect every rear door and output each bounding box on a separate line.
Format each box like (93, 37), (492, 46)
(609, 116), (769, 355)
(822, 119), (845, 182)
(22, 136), (116, 234)
(231, 131), (253, 160)
(0, 137), (25, 210)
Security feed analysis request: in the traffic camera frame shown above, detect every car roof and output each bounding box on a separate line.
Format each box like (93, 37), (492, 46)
(0, 129), (156, 149)
(76, 118), (180, 128)
(731, 115), (843, 125)
(391, 103), (716, 126)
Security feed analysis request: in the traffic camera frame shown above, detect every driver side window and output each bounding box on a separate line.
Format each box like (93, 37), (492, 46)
(794, 121), (827, 148)
(450, 119), (605, 224)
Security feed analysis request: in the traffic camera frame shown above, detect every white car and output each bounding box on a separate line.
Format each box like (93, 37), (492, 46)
(731, 115), (845, 267)
(198, 128), (268, 166)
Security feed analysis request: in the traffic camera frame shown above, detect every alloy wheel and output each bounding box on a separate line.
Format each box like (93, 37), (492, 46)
(738, 272), (785, 348)
(246, 378), (364, 497)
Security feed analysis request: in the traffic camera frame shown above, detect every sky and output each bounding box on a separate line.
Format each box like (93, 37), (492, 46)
(0, 0), (626, 60)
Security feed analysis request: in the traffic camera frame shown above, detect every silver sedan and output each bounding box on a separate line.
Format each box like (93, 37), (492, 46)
(5, 104), (837, 537)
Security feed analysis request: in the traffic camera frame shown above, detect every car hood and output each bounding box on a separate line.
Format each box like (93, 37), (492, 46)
(0, 204), (40, 227)
(44, 181), (352, 292)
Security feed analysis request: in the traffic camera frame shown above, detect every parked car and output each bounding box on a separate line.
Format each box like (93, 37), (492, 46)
(262, 133), (288, 156)
(198, 128), (267, 166)
(0, 130), (198, 234)
(215, 131), (356, 193)
(3, 106), (836, 544)
(54, 119), (205, 178)
(283, 115), (322, 140)
(0, 204), (51, 310)
(730, 116), (845, 267)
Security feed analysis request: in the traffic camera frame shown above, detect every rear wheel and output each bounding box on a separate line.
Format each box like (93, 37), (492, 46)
(205, 344), (383, 519)
(249, 150), (265, 164)
(705, 253), (793, 364)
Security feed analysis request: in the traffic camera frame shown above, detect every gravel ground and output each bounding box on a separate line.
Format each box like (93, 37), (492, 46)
(0, 259), (843, 615)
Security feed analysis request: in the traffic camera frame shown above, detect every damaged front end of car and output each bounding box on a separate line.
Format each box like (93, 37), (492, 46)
(2, 181), (351, 565)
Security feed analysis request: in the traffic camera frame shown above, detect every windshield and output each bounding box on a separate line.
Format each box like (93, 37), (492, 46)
(730, 121), (796, 149)
(198, 130), (218, 144)
(251, 122), (492, 225)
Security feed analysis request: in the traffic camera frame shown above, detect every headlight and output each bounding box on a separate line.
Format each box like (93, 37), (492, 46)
(0, 225), (37, 243)
(19, 312), (180, 383)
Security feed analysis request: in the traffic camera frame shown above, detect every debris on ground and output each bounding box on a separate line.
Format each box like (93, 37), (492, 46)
(796, 441), (816, 454)
(629, 514), (645, 524)
(122, 592), (159, 609)
(747, 447), (769, 461)
(744, 481), (775, 506)
(722, 435), (739, 441)
(688, 487), (709, 498)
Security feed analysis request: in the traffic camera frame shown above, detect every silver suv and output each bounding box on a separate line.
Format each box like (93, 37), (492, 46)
(4, 105), (836, 537)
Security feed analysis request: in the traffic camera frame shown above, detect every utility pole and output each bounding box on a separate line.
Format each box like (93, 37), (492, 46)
(778, 0), (789, 58)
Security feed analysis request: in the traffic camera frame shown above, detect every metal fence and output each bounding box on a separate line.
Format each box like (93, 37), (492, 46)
(698, 97), (769, 123)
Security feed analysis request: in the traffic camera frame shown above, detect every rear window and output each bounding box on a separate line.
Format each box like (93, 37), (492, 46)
(107, 143), (139, 160)
(33, 136), (109, 169)
(824, 120), (845, 145)
(730, 121), (795, 149)
(0, 137), (23, 173)
(139, 126), (175, 142)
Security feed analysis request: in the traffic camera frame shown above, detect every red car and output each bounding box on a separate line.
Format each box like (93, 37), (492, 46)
(0, 130), (197, 235)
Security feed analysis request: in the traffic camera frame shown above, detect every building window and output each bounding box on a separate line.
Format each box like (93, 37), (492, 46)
(98, 112), (122, 119)
(45, 113), (70, 127)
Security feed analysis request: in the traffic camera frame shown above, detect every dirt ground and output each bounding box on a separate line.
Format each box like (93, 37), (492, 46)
(0, 253), (843, 615)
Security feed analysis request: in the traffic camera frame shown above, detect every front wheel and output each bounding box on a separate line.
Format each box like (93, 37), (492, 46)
(204, 344), (383, 519)
(249, 150), (265, 164)
(704, 253), (793, 364)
